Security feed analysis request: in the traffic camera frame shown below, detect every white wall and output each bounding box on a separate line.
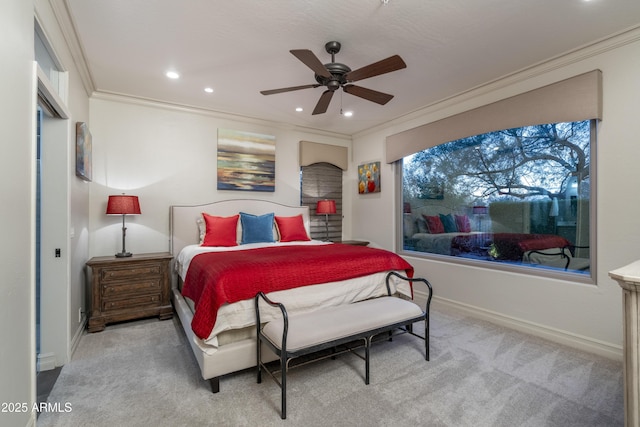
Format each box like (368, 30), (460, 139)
(88, 95), (352, 257)
(0, 1), (36, 426)
(351, 29), (640, 358)
(0, 11), (92, 427)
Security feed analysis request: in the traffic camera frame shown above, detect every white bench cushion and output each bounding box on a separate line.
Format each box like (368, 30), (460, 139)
(262, 297), (423, 352)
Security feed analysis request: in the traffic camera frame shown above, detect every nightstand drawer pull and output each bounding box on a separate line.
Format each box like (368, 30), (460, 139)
(103, 294), (161, 311)
(102, 280), (161, 296)
(101, 266), (161, 281)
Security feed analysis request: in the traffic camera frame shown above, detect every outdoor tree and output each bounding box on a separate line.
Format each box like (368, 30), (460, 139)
(403, 120), (590, 203)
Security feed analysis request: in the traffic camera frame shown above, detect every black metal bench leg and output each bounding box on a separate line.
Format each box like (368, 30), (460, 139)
(281, 354), (287, 420)
(257, 339), (262, 384)
(425, 313), (430, 361)
(365, 338), (370, 385)
(256, 295), (263, 384)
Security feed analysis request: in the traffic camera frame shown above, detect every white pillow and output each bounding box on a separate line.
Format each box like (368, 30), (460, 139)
(196, 217), (205, 244)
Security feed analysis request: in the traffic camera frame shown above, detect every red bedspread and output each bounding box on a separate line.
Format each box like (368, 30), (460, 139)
(450, 233), (570, 261)
(182, 244), (414, 339)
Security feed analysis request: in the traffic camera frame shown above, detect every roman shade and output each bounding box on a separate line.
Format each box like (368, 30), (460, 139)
(300, 141), (348, 170)
(386, 70), (602, 163)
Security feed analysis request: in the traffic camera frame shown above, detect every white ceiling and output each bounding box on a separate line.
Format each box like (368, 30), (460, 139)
(65, 0), (640, 136)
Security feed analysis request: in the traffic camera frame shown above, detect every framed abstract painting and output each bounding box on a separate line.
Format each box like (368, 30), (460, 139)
(75, 122), (92, 182)
(217, 129), (276, 192)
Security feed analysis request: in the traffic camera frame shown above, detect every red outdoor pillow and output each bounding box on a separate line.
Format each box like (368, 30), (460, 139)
(423, 215), (444, 234)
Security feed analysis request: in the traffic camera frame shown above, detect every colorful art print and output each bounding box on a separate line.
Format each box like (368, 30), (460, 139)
(75, 122), (92, 182)
(217, 129), (276, 192)
(358, 161), (380, 194)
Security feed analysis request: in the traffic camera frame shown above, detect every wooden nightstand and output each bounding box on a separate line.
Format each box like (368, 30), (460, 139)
(86, 252), (173, 332)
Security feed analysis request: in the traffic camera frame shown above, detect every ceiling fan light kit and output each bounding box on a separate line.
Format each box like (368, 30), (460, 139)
(261, 41), (406, 115)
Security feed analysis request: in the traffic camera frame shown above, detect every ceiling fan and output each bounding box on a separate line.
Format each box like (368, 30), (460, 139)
(260, 41), (407, 115)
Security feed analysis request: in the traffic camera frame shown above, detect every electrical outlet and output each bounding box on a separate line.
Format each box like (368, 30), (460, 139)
(78, 307), (82, 323)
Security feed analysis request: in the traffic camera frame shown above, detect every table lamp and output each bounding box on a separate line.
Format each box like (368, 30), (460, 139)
(316, 199), (336, 241)
(106, 194), (141, 257)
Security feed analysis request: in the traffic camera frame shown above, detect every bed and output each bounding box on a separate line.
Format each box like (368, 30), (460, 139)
(170, 199), (415, 393)
(405, 209), (572, 262)
(410, 230), (570, 259)
(450, 232), (572, 260)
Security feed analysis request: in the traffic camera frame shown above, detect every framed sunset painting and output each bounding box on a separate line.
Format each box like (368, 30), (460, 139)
(217, 129), (276, 192)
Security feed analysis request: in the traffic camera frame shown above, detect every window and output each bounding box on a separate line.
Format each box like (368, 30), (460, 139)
(401, 120), (594, 277)
(300, 162), (343, 241)
(35, 20), (67, 104)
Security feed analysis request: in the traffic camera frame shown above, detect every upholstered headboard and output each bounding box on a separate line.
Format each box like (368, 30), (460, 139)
(169, 199), (310, 258)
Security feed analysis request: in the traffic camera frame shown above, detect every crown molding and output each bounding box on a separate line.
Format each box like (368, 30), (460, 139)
(92, 91), (352, 141)
(45, 0), (96, 98)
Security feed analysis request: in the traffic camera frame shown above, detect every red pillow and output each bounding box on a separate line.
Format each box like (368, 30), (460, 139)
(455, 214), (471, 233)
(275, 214), (310, 242)
(423, 215), (444, 234)
(201, 213), (239, 247)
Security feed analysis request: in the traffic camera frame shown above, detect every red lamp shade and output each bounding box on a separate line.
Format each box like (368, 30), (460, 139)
(472, 205), (488, 215)
(106, 195), (141, 215)
(316, 199), (336, 215)
(106, 195), (141, 258)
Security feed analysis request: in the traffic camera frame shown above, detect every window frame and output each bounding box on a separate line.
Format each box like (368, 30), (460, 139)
(396, 120), (597, 285)
(300, 162), (343, 241)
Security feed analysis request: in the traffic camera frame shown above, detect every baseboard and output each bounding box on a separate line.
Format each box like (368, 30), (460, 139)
(70, 316), (86, 360)
(37, 352), (56, 372)
(26, 412), (36, 427)
(413, 289), (623, 361)
(37, 318), (85, 372)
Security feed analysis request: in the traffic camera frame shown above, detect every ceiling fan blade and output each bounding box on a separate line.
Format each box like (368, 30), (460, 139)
(343, 85), (394, 105)
(260, 84), (320, 95)
(290, 49), (332, 79)
(344, 55), (407, 82)
(312, 90), (334, 115)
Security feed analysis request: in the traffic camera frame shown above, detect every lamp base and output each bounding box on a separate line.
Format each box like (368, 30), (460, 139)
(115, 252), (133, 258)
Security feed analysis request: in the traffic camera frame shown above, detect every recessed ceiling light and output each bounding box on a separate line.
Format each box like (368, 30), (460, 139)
(204, 87), (214, 93)
(295, 107), (303, 112)
(166, 71), (180, 79)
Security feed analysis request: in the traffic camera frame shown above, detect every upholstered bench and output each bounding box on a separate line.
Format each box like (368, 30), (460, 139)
(523, 246), (590, 271)
(255, 272), (432, 419)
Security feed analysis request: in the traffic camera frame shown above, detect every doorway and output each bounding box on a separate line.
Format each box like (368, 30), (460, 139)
(36, 106), (42, 372)
(35, 94), (68, 408)
(34, 19), (73, 384)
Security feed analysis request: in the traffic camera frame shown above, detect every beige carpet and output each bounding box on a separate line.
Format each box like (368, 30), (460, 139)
(38, 304), (623, 426)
